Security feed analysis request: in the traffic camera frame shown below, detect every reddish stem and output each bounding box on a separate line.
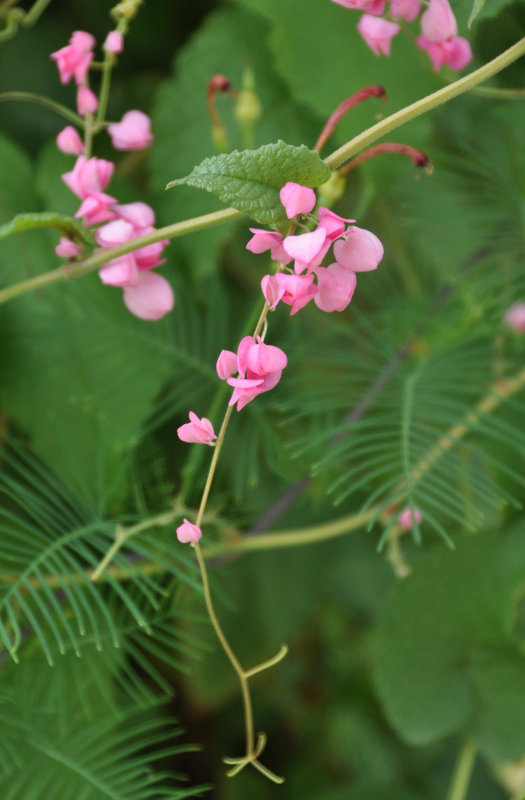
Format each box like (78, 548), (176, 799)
(207, 74), (232, 148)
(314, 85), (387, 153)
(339, 142), (430, 176)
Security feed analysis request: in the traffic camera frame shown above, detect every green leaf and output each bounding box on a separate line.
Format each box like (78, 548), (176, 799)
(375, 529), (525, 759)
(468, 0), (486, 26)
(167, 140), (331, 231)
(0, 212), (92, 245)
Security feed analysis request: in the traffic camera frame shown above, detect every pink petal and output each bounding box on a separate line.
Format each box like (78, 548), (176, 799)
(56, 126), (84, 155)
(107, 110), (153, 151)
(216, 349), (238, 380)
(176, 518), (202, 544)
(123, 271), (174, 320)
(399, 507), (423, 530)
(99, 254), (138, 287)
(279, 182), (316, 218)
(314, 263), (357, 312)
(420, 0), (457, 42)
(55, 237), (82, 258)
(357, 14), (400, 57)
(333, 225), (384, 272)
(104, 31), (124, 54)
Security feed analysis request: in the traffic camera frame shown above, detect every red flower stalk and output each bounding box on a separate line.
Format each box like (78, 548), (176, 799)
(340, 142), (430, 175)
(314, 85), (387, 153)
(207, 74), (233, 151)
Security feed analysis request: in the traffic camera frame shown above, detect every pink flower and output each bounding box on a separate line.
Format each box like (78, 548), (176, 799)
(132, 240), (168, 271)
(504, 302), (525, 333)
(123, 271), (174, 320)
(417, 35), (472, 71)
(279, 182), (316, 219)
(107, 110), (153, 151)
(314, 264), (357, 312)
(333, 226), (384, 272)
(390, 0), (421, 21)
(176, 518), (202, 545)
(99, 254), (138, 287)
(104, 31), (124, 54)
(317, 207), (356, 240)
(177, 411), (217, 445)
(62, 155), (114, 199)
(77, 85), (98, 115)
(261, 275), (285, 309)
(274, 273), (318, 315)
(113, 202), (156, 229)
(420, 0), (457, 42)
(225, 335), (287, 411)
(331, 0), (387, 13)
(56, 126), (84, 155)
(75, 191), (117, 225)
(50, 31), (95, 86)
(246, 229), (292, 265)
(357, 14), (400, 56)
(283, 227), (330, 274)
(216, 349), (239, 380)
(399, 507), (423, 531)
(55, 237), (82, 258)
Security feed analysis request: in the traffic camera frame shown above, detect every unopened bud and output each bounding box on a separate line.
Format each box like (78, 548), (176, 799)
(111, 0), (142, 22)
(235, 67), (261, 125)
(317, 172), (346, 207)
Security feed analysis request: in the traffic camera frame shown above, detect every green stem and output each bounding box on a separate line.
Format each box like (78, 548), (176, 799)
(324, 37), (525, 169)
(446, 740), (476, 800)
(23, 0), (53, 25)
(95, 49), (114, 129)
(0, 91), (83, 127)
(0, 207), (242, 305)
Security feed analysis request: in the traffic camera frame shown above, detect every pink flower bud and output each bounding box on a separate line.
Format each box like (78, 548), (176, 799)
(77, 85), (98, 115)
(398, 507), (423, 531)
(225, 336), (287, 411)
(279, 182), (316, 219)
(50, 30), (95, 86)
(216, 350), (238, 380)
(420, 0), (457, 42)
(390, 0), (421, 21)
(261, 275), (285, 309)
(177, 411), (217, 445)
(123, 271), (174, 320)
(317, 207), (356, 240)
(75, 191), (117, 225)
(113, 202), (156, 230)
(331, 0), (387, 12)
(55, 237), (82, 259)
(104, 30), (124, 54)
(504, 302), (525, 333)
(274, 273), (318, 315)
(176, 518), (202, 545)
(357, 15), (400, 57)
(314, 263), (357, 312)
(99, 254), (138, 287)
(417, 35), (472, 71)
(283, 227), (329, 274)
(333, 226), (384, 272)
(56, 126), (85, 155)
(107, 110), (153, 151)
(95, 218), (135, 247)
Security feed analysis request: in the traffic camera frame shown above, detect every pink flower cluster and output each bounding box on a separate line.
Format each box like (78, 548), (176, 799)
(504, 302), (525, 333)
(249, 182), (383, 315)
(51, 31), (172, 320)
(332, 0), (472, 72)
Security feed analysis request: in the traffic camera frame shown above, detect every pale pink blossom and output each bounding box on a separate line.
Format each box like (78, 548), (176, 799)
(283, 227), (330, 274)
(333, 226), (384, 272)
(62, 155), (114, 199)
(261, 275), (285, 310)
(314, 263), (357, 312)
(50, 31), (95, 85)
(123, 271), (174, 320)
(176, 518), (202, 545)
(317, 207), (356, 240)
(225, 335), (287, 411)
(99, 254), (138, 287)
(246, 229), (292, 264)
(55, 237), (82, 259)
(216, 349), (239, 380)
(279, 182), (316, 219)
(399, 507), (423, 531)
(104, 30), (124, 54)
(95, 218), (135, 247)
(417, 35), (472, 71)
(132, 239), (168, 270)
(390, 0), (421, 21)
(75, 191), (117, 225)
(331, 0), (387, 13)
(177, 411), (217, 445)
(357, 14), (400, 56)
(56, 126), (85, 155)
(274, 273), (318, 315)
(77, 85), (98, 115)
(113, 202), (156, 230)
(420, 0), (457, 41)
(504, 302), (525, 333)
(107, 110), (153, 151)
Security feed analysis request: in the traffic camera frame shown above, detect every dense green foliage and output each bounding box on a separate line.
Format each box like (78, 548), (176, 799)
(1, 0), (525, 797)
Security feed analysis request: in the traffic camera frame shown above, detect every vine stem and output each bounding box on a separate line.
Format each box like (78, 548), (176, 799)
(0, 91), (83, 127)
(324, 36), (525, 169)
(446, 740), (477, 800)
